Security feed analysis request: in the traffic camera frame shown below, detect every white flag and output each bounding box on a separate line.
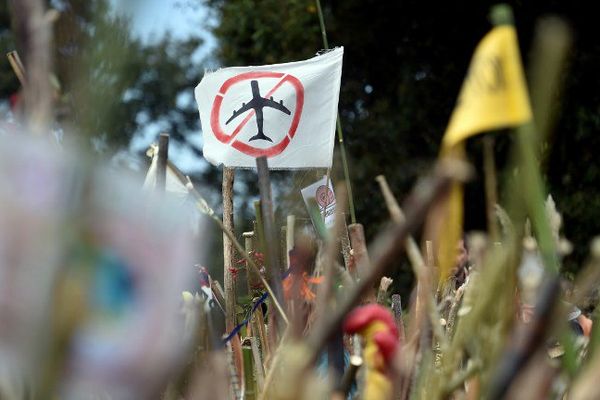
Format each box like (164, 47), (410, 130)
(195, 48), (343, 169)
(301, 175), (336, 228)
(142, 144), (189, 199)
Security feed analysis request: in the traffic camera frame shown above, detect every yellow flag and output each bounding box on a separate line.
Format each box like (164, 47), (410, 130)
(443, 25), (532, 149)
(436, 25), (532, 280)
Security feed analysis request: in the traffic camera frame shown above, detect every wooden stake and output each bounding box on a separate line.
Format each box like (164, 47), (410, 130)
(255, 157), (285, 316)
(225, 340), (243, 400)
(377, 277), (393, 305)
(280, 226), (287, 270)
(286, 215), (295, 268)
(242, 344), (257, 400)
(222, 167), (236, 332)
(222, 167), (244, 384)
(252, 303), (270, 366)
(157, 133), (169, 193)
(9, 0), (52, 133)
(7, 51), (26, 85)
(250, 336), (265, 391)
(391, 294), (406, 345)
(483, 136), (500, 241)
(243, 231), (260, 292)
(340, 217), (353, 271)
(181, 171), (287, 324)
(335, 355), (363, 397)
(314, 0), (357, 224)
(307, 159), (469, 362)
(348, 223), (375, 302)
(375, 175), (426, 275)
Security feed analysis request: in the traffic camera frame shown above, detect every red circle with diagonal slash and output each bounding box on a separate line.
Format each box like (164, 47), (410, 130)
(210, 71), (304, 158)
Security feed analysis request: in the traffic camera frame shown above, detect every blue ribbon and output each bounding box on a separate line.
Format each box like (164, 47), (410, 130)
(221, 267), (294, 344)
(222, 291), (269, 344)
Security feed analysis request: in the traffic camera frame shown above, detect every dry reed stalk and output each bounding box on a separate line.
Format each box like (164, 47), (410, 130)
(226, 340), (243, 400)
(252, 305), (271, 367)
(377, 277), (393, 305)
(483, 136), (500, 241)
(306, 158), (471, 366)
(375, 175), (427, 276)
(156, 133), (169, 193)
(286, 215), (295, 268)
(9, 0), (53, 133)
(348, 223), (375, 302)
(256, 157), (286, 341)
(7, 51), (26, 85)
(314, 185), (348, 320)
(183, 176), (288, 325)
(250, 336), (265, 391)
(222, 167), (237, 333)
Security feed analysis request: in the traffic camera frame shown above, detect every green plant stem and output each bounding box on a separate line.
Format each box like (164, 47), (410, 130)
(314, 0), (357, 224)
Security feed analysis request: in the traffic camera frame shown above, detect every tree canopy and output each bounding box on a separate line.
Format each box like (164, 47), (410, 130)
(205, 0), (600, 280)
(2, 0), (598, 283)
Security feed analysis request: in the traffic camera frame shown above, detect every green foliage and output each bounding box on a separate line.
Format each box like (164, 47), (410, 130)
(206, 0), (600, 285)
(2, 0), (204, 154)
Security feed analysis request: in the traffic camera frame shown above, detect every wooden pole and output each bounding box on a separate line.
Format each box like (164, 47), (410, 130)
(306, 159), (469, 361)
(250, 336), (265, 392)
(222, 167), (243, 383)
(348, 223), (375, 302)
(391, 294), (406, 345)
(222, 167), (236, 333)
(483, 136), (500, 241)
(8, 0), (52, 133)
(7, 51), (27, 85)
(255, 157), (285, 310)
(286, 215), (295, 268)
(182, 173), (287, 323)
(252, 303), (270, 366)
(242, 344), (257, 400)
(243, 231), (260, 292)
(340, 218), (353, 271)
(375, 175), (426, 275)
(314, 0), (357, 224)
(157, 133), (169, 193)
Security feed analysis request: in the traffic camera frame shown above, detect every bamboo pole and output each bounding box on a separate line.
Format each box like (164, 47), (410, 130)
(8, 0), (52, 133)
(250, 336), (265, 391)
(242, 344), (257, 400)
(222, 167), (243, 383)
(348, 223), (375, 302)
(222, 167), (237, 333)
(280, 226), (287, 270)
(314, 0), (357, 224)
(482, 136), (500, 241)
(376, 277), (393, 305)
(375, 175), (427, 275)
(7, 51), (26, 85)
(286, 215), (295, 268)
(243, 231), (261, 292)
(179, 171), (287, 325)
(485, 5), (572, 398)
(391, 294), (406, 345)
(225, 340), (243, 400)
(340, 217), (353, 272)
(255, 157), (285, 316)
(157, 133), (169, 193)
(319, 185), (349, 382)
(306, 159), (470, 360)
(252, 303), (270, 366)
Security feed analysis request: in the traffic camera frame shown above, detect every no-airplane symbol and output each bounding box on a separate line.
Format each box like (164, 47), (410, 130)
(210, 71), (305, 158)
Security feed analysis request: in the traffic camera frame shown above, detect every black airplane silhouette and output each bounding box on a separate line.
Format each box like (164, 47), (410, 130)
(225, 80), (291, 142)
